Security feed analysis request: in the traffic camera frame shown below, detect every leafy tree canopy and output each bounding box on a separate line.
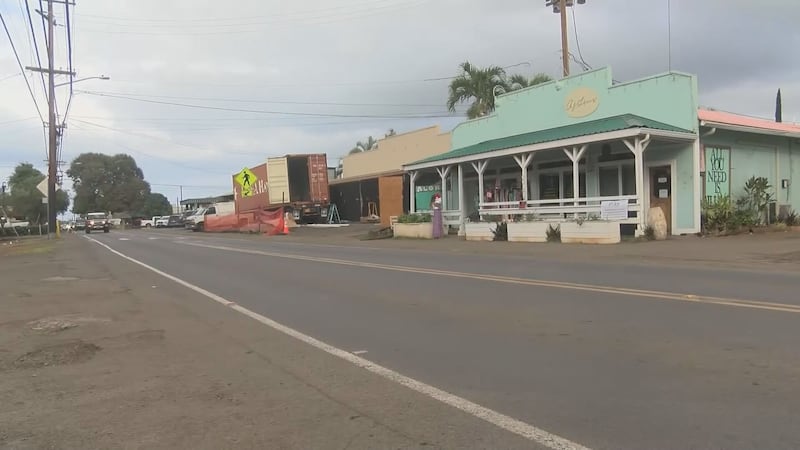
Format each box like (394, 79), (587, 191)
(67, 153), (151, 215)
(139, 192), (173, 217)
(5, 163), (69, 223)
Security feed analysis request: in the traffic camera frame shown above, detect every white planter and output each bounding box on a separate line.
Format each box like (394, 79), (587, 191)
(561, 221), (621, 244)
(465, 222), (495, 241)
(393, 222), (434, 239)
(507, 222), (550, 243)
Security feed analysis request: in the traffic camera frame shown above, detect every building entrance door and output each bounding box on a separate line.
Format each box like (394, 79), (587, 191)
(649, 165), (672, 234)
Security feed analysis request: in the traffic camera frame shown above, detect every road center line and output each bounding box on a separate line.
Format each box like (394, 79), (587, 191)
(85, 236), (589, 450)
(180, 240), (800, 315)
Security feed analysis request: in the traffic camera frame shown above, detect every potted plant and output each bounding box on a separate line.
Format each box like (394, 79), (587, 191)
(507, 214), (549, 243)
(392, 213), (434, 239)
(560, 214), (621, 244)
(465, 214), (499, 241)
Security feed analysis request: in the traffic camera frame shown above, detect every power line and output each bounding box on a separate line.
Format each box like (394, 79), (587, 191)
(0, 11), (45, 122)
(81, 1), (429, 36)
(570, 7), (592, 72)
(76, 90), (445, 108)
(77, 91), (464, 119)
(23, 0), (48, 96)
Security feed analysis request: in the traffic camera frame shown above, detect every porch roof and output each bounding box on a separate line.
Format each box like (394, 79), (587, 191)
(406, 114), (693, 169)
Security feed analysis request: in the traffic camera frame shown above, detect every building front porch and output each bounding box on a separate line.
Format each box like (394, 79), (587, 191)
(405, 120), (700, 241)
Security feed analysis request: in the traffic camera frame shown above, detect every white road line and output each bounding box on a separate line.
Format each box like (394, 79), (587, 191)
(148, 237), (159, 240)
(118, 238), (130, 241)
(83, 236), (589, 450)
(352, 350), (368, 355)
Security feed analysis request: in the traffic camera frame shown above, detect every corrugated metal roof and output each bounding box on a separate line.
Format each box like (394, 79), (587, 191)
(411, 114), (693, 165)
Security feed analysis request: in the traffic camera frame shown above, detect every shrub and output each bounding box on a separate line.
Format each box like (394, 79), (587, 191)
(397, 213), (431, 224)
(644, 225), (656, 241)
(491, 221), (508, 241)
(778, 209), (797, 227)
(546, 224), (561, 243)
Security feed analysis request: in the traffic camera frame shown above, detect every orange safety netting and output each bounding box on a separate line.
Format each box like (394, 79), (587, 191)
(203, 208), (285, 235)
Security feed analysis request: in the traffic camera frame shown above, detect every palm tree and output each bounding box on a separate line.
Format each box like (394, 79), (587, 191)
(447, 62), (554, 119)
(348, 136), (378, 155)
(506, 73), (553, 91)
(447, 62), (508, 119)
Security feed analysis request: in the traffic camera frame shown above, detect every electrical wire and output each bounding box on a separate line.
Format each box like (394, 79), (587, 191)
(81, 0), (429, 36)
(23, 0), (47, 96)
(0, 12), (45, 122)
(62, 0), (74, 123)
(75, 90), (445, 108)
(570, 7), (592, 72)
(0, 72), (22, 82)
(77, 91), (464, 119)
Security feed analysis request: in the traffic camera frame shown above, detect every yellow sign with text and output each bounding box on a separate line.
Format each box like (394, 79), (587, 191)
(564, 87), (599, 118)
(234, 167), (258, 197)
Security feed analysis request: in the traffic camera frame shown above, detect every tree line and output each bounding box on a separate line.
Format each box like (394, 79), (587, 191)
(2, 153), (173, 224)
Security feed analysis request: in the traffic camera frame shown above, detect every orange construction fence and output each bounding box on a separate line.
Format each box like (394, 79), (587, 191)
(204, 207), (285, 235)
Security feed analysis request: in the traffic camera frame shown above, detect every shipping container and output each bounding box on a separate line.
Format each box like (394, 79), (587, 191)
(233, 154), (330, 223)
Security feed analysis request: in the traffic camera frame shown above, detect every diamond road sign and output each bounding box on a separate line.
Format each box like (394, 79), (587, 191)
(37, 177), (48, 197)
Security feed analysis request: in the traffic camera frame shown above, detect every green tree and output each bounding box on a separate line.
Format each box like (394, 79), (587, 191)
(139, 192), (173, 217)
(6, 163), (69, 223)
(447, 62), (553, 119)
(506, 73), (553, 91)
(348, 136), (378, 155)
(68, 153), (151, 215)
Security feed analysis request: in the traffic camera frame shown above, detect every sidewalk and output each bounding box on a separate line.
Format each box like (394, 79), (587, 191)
(0, 236), (536, 450)
(255, 224), (800, 272)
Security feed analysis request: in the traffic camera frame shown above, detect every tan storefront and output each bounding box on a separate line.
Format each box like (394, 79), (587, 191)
(330, 126), (451, 225)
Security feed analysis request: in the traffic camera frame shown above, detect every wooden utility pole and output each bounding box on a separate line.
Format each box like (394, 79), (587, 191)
(560, 0), (569, 77)
(46, 0), (57, 236)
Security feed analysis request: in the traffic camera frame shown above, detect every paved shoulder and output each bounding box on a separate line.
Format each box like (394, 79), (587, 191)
(0, 236), (552, 449)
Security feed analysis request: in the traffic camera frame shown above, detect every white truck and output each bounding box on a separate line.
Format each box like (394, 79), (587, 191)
(184, 201), (235, 232)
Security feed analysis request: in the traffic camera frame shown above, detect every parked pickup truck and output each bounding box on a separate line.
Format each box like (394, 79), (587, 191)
(84, 212), (110, 233)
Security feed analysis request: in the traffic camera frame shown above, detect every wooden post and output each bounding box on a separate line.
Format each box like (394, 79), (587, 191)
(563, 145), (587, 207)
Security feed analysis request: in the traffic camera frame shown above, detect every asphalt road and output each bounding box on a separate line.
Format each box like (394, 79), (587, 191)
(84, 229), (800, 450)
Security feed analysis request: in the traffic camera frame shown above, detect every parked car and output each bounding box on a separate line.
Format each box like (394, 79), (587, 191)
(155, 216), (170, 228)
(140, 217), (156, 228)
(166, 215), (184, 228)
(74, 219), (86, 230)
(85, 212), (110, 233)
(185, 202), (234, 232)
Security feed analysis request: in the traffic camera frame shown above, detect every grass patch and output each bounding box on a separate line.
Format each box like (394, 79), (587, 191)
(2, 238), (59, 256)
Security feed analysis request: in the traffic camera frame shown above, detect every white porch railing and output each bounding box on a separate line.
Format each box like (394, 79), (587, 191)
(415, 209), (463, 226)
(478, 195), (640, 223)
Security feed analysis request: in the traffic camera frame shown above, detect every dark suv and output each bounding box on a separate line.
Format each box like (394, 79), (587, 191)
(85, 212), (110, 233)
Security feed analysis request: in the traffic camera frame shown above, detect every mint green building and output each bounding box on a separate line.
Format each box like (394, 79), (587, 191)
(404, 67), (799, 238)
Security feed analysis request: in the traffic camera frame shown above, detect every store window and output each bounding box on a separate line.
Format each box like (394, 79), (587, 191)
(598, 164), (636, 197)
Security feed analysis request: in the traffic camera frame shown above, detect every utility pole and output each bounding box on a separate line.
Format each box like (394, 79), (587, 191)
(559, 0), (569, 77)
(46, 0), (57, 237)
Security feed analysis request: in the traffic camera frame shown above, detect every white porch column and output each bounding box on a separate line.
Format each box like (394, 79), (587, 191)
(471, 160), (490, 216)
(436, 165), (452, 211)
(563, 145), (588, 207)
(457, 164), (466, 235)
(512, 153), (534, 202)
(408, 171), (418, 213)
(624, 135), (651, 233)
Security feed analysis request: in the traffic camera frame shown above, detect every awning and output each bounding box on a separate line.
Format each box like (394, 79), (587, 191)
(405, 114), (694, 170)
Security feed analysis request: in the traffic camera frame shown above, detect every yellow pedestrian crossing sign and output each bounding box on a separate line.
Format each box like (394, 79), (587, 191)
(234, 167), (257, 197)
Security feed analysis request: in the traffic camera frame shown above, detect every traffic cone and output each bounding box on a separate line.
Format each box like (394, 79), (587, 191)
(282, 213), (290, 235)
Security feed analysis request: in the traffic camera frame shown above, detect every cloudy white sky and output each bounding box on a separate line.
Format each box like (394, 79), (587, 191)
(2, 0), (798, 205)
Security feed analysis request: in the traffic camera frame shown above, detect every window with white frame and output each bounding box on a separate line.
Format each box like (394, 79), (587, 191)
(598, 163), (636, 197)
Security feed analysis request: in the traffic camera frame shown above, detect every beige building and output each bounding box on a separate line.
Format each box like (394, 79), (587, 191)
(330, 126), (451, 225)
(340, 126), (451, 179)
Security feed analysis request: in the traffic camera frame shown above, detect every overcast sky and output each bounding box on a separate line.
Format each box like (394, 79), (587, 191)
(1, 0), (798, 204)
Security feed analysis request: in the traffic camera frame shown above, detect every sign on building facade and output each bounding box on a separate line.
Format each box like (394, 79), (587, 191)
(704, 146), (730, 203)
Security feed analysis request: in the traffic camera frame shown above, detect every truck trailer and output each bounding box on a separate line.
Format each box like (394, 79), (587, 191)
(233, 154), (330, 224)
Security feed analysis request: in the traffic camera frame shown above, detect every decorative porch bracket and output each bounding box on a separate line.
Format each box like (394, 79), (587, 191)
(470, 160), (490, 214)
(623, 134), (652, 233)
(436, 165), (452, 211)
(408, 170), (419, 213)
(512, 153), (534, 202)
(563, 145), (588, 206)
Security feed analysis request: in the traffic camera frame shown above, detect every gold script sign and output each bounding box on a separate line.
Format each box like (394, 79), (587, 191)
(564, 87), (599, 118)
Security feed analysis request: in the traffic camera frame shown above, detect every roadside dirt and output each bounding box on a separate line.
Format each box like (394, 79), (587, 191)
(0, 236), (537, 450)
